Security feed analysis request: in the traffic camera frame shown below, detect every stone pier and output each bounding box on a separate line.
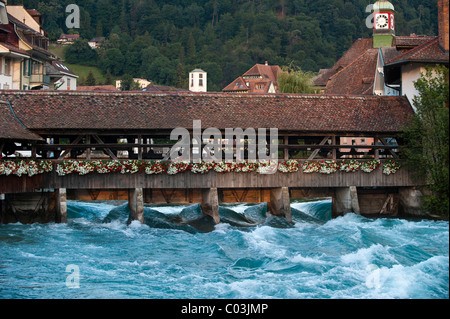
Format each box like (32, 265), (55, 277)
(56, 188), (68, 223)
(201, 188), (220, 224)
(128, 188), (145, 223)
(269, 187), (292, 223)
(333, 186), (361, 216)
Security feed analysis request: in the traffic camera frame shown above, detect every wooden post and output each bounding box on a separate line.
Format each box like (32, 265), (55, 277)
(137, 135), (143, 160)
(201, 188), (220, 224)
(86, 135), (91, 160)
(331, 135), (337, 159)
(269, 187), (292, 223)
(128, 188), (145, 223)
(284, 136), (289, 160)
(56, 188), (67, 223)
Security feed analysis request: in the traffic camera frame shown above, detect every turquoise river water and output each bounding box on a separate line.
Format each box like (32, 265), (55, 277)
(0, 199), (448, 299)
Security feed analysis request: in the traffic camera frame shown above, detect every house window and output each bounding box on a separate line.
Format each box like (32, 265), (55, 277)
(67, 78), (71, 90)
(256, 84), (265, 90)
(3, 83), (9, 90)
(4, 58), (11, 76)
(0, 57), (3, 74)
(32, 61), (42, 75)
(23, 60), (31, 76)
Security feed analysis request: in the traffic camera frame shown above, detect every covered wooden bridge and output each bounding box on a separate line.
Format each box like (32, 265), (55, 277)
(0, 91), (422, 224)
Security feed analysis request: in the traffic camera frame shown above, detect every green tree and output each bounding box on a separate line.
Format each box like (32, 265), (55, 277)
(86, 70), (96, 86)
(104, 71), (113, 85)
(277, 65), (316, 93)
(64, 40), (98, 66)
(101, 48), (124, 75)
(120, 74), (134, 91)
(403, 66), (449, 218)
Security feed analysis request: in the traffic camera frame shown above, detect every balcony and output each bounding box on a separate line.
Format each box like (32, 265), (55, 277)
(30, 74), (50, 87)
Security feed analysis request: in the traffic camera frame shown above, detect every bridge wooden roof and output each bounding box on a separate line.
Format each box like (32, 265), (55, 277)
(0, 100), (43, 141)
(1, 91), (413, 136)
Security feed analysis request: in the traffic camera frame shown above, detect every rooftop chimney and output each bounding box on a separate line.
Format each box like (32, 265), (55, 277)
(265, 61), (268, 66)
(438, 0), (449, 52)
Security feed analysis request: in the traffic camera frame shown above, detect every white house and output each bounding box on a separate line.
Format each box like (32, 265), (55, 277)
(46, 61), (78, 90)
(189, 69), (207, 92)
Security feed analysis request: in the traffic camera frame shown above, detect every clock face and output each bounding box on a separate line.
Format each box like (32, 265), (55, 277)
(375, 13), (389, 29)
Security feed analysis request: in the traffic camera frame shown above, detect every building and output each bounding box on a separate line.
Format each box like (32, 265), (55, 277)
(1, 1), (31, 90)
(223, 62), (282, 93)
(313, 0), (449, 106)
(5, 4), (54, 90)
(46, 60), (78, 90)
(56, 34), (80, 45)
(88, 37), (105, 49)
(383, 0), (449, 107)
(116, 78), (151, 90)
(189, 68), (207, 92)
(1, 2), (76, 91)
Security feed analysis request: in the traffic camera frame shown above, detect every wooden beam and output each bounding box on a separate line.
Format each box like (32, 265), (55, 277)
(57, 135), (84, 160)
(307, 136), (330, 161)
(92, 134), (119, 160)
(378, 138), (400, 159)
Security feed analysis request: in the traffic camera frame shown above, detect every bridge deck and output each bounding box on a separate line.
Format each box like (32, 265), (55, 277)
(1, 161), (415, 194)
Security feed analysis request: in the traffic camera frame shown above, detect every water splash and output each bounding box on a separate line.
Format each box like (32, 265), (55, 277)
(0, 199), (447, 299)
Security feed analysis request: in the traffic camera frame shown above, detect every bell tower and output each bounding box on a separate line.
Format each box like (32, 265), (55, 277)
(373, 0), (395, 48)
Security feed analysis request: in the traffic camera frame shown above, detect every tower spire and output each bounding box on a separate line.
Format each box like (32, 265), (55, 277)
(373, 0), (395, 48)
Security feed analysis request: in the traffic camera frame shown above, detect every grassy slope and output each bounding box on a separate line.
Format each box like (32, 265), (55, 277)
(49, 43), (107, 85)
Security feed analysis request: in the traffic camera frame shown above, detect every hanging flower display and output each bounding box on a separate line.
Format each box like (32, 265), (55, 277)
(1, 158), (400, 177)
(278, 160), (300, 173)
(339, 160), (362, 173)
(360, 160), (381, 173)
(0, 160), (53, 177)
(383, 159), (401, 175)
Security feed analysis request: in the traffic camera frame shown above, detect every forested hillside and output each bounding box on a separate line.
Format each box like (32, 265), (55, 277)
(10, 0), (439, 90)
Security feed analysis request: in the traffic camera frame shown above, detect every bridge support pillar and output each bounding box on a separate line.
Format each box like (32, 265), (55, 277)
(398, 187), (424, 217)
(56, 188), (67, 223)
(333, 186), (360, 217)
(128, 188), (144, 223)
(201, 188), (220, 224)
(269, 187), (292, 223)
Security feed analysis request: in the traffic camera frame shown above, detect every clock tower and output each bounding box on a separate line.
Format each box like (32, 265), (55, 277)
(373, 0), (395, 48)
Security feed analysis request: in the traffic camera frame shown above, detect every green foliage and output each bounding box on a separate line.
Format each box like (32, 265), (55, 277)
(16, 0), (439, 90)
(278, 65), (316, 93)
(403, 66), (449, 218)
(85, 71), (96, 86)
(64, 39), (98, 66)
(120, 74), (140, 91)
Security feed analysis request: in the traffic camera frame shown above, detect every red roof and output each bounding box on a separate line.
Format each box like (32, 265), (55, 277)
(0, 91), (413, 135)
(77, 85), (119, 92)
(223, 63), (283, 93)
(314, 35), (449, 95)
(386, 37), (449, 65)
(325, 49), (379, 95)
(0, 100), (43, 141)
